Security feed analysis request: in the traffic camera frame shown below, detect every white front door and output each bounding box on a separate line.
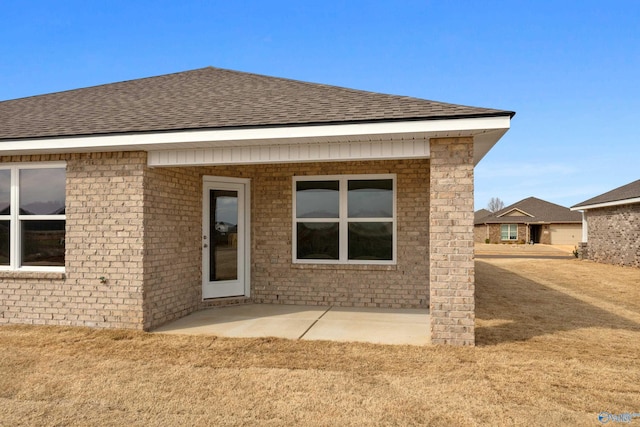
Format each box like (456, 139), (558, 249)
(202, 177), (250, 299)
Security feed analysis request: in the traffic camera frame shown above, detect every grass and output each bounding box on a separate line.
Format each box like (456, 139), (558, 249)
(1, 258), (640, 426)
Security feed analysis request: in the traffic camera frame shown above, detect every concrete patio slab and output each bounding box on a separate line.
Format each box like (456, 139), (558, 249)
(303, 307), (430, 345)
(153, 304), (327, 339)
(153, 304), (430, 345)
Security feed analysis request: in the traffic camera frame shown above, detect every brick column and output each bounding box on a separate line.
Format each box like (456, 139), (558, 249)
(429, 137), (475, 345)
(66, 152), (147, 329)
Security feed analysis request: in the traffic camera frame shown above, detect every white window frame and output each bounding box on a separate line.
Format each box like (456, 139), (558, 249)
(501, 224), (518, 241)
(292, 174), (397, 265)
(0, 162), (66, 272)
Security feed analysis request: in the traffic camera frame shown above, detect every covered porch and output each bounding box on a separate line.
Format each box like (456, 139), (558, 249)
(0, 67), (513, 345)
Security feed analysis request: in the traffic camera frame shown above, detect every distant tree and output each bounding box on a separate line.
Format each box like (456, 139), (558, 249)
(487, 197), (505, 213)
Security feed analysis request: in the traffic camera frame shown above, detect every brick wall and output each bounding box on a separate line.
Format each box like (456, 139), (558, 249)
(477, 223), (529, 244)
(585, 204), (640, 268)
(0, 152), (146, 329)
(247, 160), (430, 309)
(539, 224), (551, 245)
(66, 152), (146, 329)
(142, 166), (203, 329)
(474, 224), (489, 243)
(429, 137), (475, 346)
(1, 153), (432, 331)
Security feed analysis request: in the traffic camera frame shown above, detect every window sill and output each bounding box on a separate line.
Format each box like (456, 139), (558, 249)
(291, 263), (397, 271)
(0, 270), (66, 280)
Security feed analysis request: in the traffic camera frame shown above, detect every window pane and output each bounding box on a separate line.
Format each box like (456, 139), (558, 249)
(0, 170), (10, 215)
(0, 220), (9, 265)
(348, 179), (392, 218)
(20, 168), (66, 215)
(501, 224), (517, 240)
(348, 222), (392, 260)
(296, 181), (339, 218)
(296, 222), (339, 259)
(500, 225), (508, 240)
(21, 220), (65, 266)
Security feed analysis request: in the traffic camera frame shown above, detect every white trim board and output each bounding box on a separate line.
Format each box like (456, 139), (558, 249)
(571, 197), (640, 211)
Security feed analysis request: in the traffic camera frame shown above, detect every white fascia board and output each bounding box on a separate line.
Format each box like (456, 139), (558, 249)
(570, 197), (640, 211)
(0, 116), (511, 155)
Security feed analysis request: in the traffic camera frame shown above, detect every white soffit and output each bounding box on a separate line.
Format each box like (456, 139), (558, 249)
(148, 139), (429, 166)
(473, 128), (509, 164)
(0, 116), (511, 166)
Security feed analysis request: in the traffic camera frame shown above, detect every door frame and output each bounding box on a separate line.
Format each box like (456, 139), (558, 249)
(202, 176), (251, 299)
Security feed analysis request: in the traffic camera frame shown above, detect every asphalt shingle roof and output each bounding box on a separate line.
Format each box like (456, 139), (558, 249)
(475, 197), (581, 225)
(474, 209), (491, 223)
(0, 67), (515, 141)
(572, 179), (640, 209)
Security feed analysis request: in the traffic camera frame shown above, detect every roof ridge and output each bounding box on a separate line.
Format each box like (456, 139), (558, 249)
(0, 67), (216, 103)
(212, 67), (516, 117)
(528, 196), (573, 209)
(1, 66), (515, 117)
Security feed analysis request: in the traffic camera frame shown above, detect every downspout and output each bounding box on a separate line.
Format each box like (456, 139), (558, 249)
(581, 211), (588, 242)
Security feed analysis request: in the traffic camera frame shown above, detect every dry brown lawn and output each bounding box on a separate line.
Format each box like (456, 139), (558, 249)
(1, 258), (639, 426)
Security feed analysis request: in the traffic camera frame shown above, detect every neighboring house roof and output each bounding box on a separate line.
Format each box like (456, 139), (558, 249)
(571, 179), (640, 210)
(474, 209), (491, 223)
(0, 67), (515, 141)
(475, 197), (582, 225)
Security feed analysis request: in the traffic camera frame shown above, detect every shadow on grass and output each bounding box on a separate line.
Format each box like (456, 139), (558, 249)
(475, 260), (640, 346)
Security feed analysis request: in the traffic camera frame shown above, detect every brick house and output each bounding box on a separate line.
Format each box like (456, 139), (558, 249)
(0, 67), (514, 345)
(571, 179), (640, 267)
(475, 197), (582, 245)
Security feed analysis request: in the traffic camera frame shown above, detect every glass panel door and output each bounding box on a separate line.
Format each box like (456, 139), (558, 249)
(203, 179), (248, 299)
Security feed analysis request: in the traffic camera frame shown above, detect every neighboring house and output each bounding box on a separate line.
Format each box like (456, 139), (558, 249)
(474, 208), (491, 224)
(571, 179), (640, 268)
(475, 197), (582, 245)
(0, 67), (514, 345)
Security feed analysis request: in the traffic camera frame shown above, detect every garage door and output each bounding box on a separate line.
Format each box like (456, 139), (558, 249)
(549, 224), (582, 245)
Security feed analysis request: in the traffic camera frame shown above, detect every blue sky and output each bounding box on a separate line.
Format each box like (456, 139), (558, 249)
(1, 1), (638, 210)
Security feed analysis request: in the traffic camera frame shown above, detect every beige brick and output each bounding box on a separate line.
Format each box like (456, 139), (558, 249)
(1, 150), (472, 345)
(429, 138), (475, 346)
(584, 204), (640, 267)
(0, 152), (145, 329)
